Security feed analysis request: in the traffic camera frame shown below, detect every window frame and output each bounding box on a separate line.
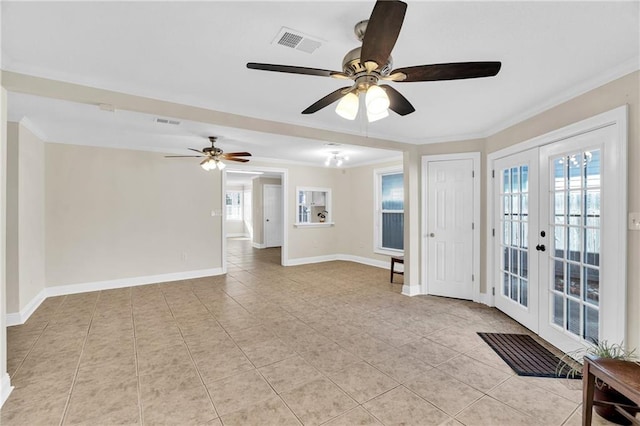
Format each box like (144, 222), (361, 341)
(374, 165), (404, 256)
(295, 186), (332, 227)
(225, 190), (243, 221)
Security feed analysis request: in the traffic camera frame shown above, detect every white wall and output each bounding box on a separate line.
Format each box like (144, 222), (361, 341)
(5, 122), (45, 315)
(45, 143), (223, 287)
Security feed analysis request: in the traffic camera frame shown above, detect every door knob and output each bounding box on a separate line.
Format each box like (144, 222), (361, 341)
(266, 219), (270, 222)
(430, 233), (435, 238)
(536, 244), (546, 252)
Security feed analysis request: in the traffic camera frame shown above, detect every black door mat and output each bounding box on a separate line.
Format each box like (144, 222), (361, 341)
(477, 332), (581, 379)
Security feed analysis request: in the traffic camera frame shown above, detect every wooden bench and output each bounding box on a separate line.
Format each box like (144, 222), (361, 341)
(390, 256), (404, 283)
(583, 354), (640, 425)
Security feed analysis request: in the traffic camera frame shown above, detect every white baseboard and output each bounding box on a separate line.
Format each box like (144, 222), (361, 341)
(478, 291), (495, 307)
(6, 268), (224, 325)
(402, 284), (421, 296)
(336, 254), (388, 269)
(6, 289), (47, 326)
(284, 254), (389, 269)
(227, 233), (249, 238)
(0, 373), (13, 408)
(252, 242), (266, 249)
(285, 254), (338, 266)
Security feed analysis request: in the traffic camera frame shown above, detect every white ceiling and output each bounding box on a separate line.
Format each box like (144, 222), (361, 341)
(2, 1), (639, 164)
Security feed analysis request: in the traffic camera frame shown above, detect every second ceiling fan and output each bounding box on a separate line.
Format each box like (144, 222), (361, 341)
(247, 0), (501, 122)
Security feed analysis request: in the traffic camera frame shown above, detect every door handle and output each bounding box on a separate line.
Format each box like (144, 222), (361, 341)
(266, 219), (270, 222)
(429, 233), (435, 238)
(536, 244), (546, 252)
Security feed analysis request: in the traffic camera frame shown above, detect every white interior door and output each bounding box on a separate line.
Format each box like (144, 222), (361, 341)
(263, 184), (282, 248)
(494, 148), (540, 332)
(427, 159), (474, 300)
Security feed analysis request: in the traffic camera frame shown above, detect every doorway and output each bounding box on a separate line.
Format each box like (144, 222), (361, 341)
(489, 107), (628, 353)
(222, 167), (288, 272)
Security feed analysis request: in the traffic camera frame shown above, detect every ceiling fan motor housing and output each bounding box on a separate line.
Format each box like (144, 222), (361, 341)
(342, 46), (393, 79)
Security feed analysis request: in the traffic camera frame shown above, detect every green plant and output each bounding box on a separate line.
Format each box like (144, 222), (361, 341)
(556, 340), (637, 379)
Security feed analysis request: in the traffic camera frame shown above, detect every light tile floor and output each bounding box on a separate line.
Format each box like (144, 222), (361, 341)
(1, 238), (617, 425)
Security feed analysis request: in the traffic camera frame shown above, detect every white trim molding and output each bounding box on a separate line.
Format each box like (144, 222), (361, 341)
(284, 254), (389, 270)
(6, 268), (225, 325)
(6, 288), (46, 326)
(0, 373), (13, 408)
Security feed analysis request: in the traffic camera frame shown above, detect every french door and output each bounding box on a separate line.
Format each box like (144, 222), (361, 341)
(493, 122), (625, 353)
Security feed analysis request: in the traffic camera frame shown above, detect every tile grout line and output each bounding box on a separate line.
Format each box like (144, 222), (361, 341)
(8, 296), (67, 382)
(58, 292), (101, 426)
(160, 284), (221, 421)
(131, 287), (144, 426)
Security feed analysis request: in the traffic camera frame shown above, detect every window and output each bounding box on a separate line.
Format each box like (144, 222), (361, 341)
(375, 167), (404, 253)
(295, 187), (331, 225)
(225, 191), (242, 220)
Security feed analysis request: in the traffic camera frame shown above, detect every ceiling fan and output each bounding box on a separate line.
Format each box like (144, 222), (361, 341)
(247, 0), (501, 122)
(165, 136), (252, 171)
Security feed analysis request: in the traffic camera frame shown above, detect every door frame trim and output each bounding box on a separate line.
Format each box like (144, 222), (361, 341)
(485, 105), (628, 342)
(421, 152), (481, 302)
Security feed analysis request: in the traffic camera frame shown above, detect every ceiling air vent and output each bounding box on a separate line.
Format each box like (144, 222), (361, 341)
(273, 27), (322, 54)
(154, 117), (181, 126)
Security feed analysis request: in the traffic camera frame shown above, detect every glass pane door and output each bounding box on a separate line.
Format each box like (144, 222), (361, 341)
(494, 148), (539, 333)
(549, 150), (601, 343)
(499, 165), (530, 307)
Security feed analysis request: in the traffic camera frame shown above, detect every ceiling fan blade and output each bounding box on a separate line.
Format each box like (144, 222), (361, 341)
(360, 0), (407, 71)
(380, 85), (415, 116)
(164, 155), (205, 158)
(225, 158), (250, 163)
(247, 62), (340, 77)
(302, 86), (352, 114)
(390, 62), (502, 82)
(188, 148), (205, 154)
(222, 152), (252, 157)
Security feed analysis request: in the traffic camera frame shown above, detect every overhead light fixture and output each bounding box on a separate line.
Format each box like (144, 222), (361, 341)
(335, 85), (390, 123)
(200, 157), (226, 171)
(365, 85), (390, 114)
(325, 151), (349, 167)
(335, 92), (359, 120)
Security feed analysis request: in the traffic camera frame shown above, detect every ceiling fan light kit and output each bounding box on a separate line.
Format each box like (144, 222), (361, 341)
(166, 136), (251, 171)
(246, 0), (501, 122)
(335, 92), (359, 120)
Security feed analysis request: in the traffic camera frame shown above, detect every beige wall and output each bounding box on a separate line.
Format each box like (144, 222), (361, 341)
(45, 143), (223, 286)
(286, 165), (342, 260)
(337, 160), (403, 264)
(6, 122), (46, 314)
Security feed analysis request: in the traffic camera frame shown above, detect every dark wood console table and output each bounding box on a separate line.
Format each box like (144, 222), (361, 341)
(583, 354), (640, 425)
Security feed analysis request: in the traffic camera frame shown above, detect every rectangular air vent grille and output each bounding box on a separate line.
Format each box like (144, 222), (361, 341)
(273, 27), (322, 54)
(154, 118), (181, 126)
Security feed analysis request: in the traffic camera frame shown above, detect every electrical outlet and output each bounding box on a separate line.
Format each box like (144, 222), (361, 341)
(629, 212), (640, 231)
